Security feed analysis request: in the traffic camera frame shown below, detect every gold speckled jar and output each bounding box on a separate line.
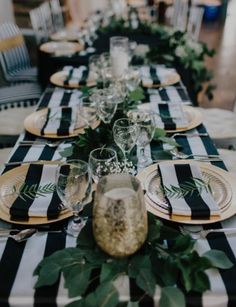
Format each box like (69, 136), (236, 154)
(93, 173), (147, 257)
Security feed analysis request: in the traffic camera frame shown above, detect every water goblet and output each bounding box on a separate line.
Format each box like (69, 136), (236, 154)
(113, 118), (139, 172)
(97, 89), (118, 124)
(89, 147), (118, 183)
(130, 110), (155, 169)
(78, 96), (98, 127)
(56, 159), (91, 237)
(124, 66), (141, 92)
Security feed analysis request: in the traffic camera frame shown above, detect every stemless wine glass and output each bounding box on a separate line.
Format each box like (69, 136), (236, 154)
(89, 147), (118, 183)
(124, 66), (141, 92)
(56, 159), (91, 237)
(93, 173), (147, 257)
(78, 96), (98, 127)
(113, 118), (139, 172)
(130, 110), (155, 169)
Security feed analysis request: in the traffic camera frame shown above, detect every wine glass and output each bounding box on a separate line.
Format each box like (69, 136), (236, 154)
(78, 96), (98, 127)
(56, 159), (91, 237)
(113, 118), (139, 172)
(130, 110), (155, 169)
(124, 66), (141, 92)
(89, 147), (118, 183)
(97, 89), (118, 124)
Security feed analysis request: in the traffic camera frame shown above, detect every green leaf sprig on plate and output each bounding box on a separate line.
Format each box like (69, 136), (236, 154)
(161, 176), (212, 199)
(13, 183), (55, 202)
(34, 213), (233, 307)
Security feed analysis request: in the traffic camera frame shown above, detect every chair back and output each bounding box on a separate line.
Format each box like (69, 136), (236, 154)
(50, 0), (64, 31)
(30, 2), (54, 44)
(0, 23), (31, 81)
(187, 6), (204, 41)
(171, 0), (188, 32)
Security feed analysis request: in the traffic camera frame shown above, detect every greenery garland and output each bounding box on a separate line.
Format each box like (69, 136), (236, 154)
(34, 211), (233, 307)
(99, 16), (215, 101)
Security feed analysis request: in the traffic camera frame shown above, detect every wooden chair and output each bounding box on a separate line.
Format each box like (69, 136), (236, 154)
(0, 23), (38, 82)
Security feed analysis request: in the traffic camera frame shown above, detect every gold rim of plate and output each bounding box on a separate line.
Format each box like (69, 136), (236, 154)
(24, 107), (100, 138)
(136, 105), (203, 133)
(141, 72), (180, 88)
(50, 71), (96, 89)
(136, 160), (236, 224)
(39, 41), (83, 55)
(0, 161), (72, 225)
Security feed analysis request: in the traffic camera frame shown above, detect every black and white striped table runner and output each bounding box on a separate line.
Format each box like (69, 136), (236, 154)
(0, 85), (235, 306)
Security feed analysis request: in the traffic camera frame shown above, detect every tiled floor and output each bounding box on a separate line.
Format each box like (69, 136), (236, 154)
(199, 0), (236, 110)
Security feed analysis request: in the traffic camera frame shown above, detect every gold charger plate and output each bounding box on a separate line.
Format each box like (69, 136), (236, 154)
(0, 161), (72, 225)
(137, 160), (236, 224)
(50, 71), (96, 89)
(24, 107), (100, 138)
(141, 72), (180, 88)
(136, 104), (203, 133)
(40, 41), (83, 55)
(50, 29), (80, 41)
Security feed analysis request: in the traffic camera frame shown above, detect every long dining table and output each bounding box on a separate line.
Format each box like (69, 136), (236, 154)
(0, 64), (236, 307)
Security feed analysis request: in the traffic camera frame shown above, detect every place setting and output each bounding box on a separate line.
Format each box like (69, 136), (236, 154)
(139, 65), (181, 88)
(136, 160), (236, 225)
(39, 41), (83, 56)
(50, 65), (97, 88)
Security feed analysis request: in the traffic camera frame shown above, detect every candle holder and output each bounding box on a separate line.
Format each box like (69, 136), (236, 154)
(110, 36), (129, 78)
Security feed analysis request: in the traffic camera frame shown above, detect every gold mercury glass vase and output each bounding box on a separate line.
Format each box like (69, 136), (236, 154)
(93, 173), (147, 257)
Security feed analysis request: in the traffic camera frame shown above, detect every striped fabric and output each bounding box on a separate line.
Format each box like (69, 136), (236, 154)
(0, 83), (42, 111)
(157, 162), (220, 219)
(147, 87), (191, 105)
(0, 23), (38, 82)
(140, 65), (180, 88)
(63, 66), (90, 86)
(0, 86), (235, 306)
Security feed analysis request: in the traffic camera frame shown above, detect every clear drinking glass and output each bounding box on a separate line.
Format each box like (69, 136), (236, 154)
(56, 160), (91, 237)
(130, 110), (155, 169)
(88, 54), (101, 80)
(113, 118), (139, 171)
(97, 89), (118, 124)
(110, 36), (129, 78)
(89, 147), (118, 183)
(124, 66), (141, 91)
(78, 96), (98, 127)
(93, 173), (147, 257)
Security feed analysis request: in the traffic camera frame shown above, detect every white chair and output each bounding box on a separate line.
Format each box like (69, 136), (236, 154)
(50, 0), (65, 31)
(197, 107), (236, 140)
(187, 6), (204, 41)
(170, 0), (188, 32)
(30, 2), (54, 44)
(218, 149), (236, 174)
(0, 23), (38, 82)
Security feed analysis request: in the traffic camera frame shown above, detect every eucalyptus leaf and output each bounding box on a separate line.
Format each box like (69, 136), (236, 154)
(128, 87), (145, 101)
(128, 255), (152, 279)
(160, 287), (185, 307)
(135, 268), (156, 296)
(59, 146), (74, 158)
(92, 282), (119, 307)
(127, 302), (139, 307)
(153, 128), (166, 139)
(202, 250), (233, 269)
(192, 271), (210, 293)
(158, 137), (181, 148)
(34, 262), (60, 288)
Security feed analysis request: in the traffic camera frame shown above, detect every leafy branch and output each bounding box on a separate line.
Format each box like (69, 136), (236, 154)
(161, 177), (212, 199)
(34, 213), (233, 307)
(13, 183), (55, 202)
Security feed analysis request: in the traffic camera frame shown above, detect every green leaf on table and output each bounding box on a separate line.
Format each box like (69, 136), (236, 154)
(171, 235), (195, 253)
(77, 220), (96, 249)
(160, 287), (185, 307)
(147, 224), (161, 242)
(64, 264), (92, 297)
(127, 302), (139, 307)
(59, 145), (74, 158)
(128, 87), (145, 101)
(135, 267), (156, 296)
(202, 250), (233, 269)
(101, 259), (128, 283)
(192, 271), (210, 293)
(66, 299), (86, 307)
(153, 127), (166, 140)
(34, 262), (61, 288)
(151, 150), (172, 161)
(128, 254), (152, 279)
(92, 282), (119, 307)
(158, 136), (181, 148)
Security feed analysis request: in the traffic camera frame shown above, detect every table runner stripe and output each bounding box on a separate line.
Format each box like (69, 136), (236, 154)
(34, 233), (67, 306)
